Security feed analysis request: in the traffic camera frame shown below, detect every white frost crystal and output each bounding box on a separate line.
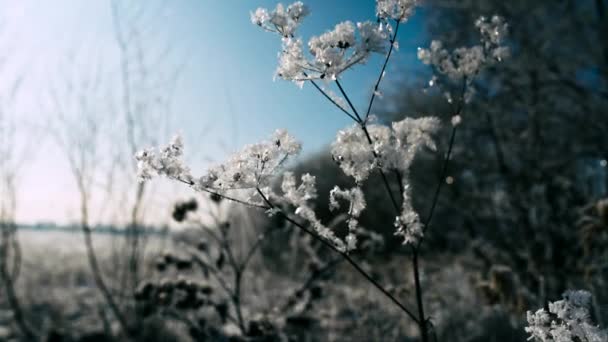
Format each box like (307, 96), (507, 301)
(525, 290), (607, 342)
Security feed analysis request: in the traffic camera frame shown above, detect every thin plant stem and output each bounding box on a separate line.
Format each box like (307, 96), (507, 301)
(173, 177), (270, 210)
(308, 79), (360, 123)
(280, 256), (343, 312)
(190, 252), (234, 298)
(255, 187), (420, 324)
(420, 125), (457, 235)
(412, 247), (429, 342)
(411, 79), (469, 342)
(419, 78), (467, 240)
(233, 270), (246, 333)
(335, 79), (363, 122)
(365, 20), (401, 123)
(238, 224), (280, 273)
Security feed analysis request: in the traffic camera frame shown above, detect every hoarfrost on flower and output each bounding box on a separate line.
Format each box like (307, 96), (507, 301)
(304, 20), (388, 80)
(391, 117), (440, 156)
(331, 123), (384, 182)
(357, 21), (389, 54)
(330, 117), (439, 245)
(137, 129), (302, 206)
(476, 15), (508, 48)
(376, 0), (420, 22)
(525, 290), (607, 342)
(417, 15), (509, 97)
(331, 117), (440, 183)
(253, 2), (389, 83)
(135, 134), (192, 183)
(276, 38), (307, 86)
(197, 129), (301, 194)
(251, 2), (309, 38)
(418, 41), (486, 80)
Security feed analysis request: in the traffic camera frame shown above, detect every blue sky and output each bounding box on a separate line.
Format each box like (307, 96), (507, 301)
(1, 0), (427, 224)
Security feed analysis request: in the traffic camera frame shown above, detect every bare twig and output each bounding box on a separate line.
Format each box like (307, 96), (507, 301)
(365, 20), (401, 123)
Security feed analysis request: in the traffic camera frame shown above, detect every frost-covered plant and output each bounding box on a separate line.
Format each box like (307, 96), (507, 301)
(197, 129), (301, 193)
(279, 171), (351, 251)
(525, 290), (607, 342)
(252, 2), (394, 84)
(136, 134), (192, 183)
(376, 0), (420, 22)
(136, 130), (301, 203)
(418, 14), (509, 104)
(330, 117), (440, 244)
(250, 2), (309, 38)
(417, 15), (509, 78)
(136, 1), (510, 340)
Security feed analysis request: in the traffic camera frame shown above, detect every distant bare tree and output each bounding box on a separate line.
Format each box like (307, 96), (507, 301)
(109, 2), (184, 320)
(49, 57), (133, 339)
(0, 77), (38, 341)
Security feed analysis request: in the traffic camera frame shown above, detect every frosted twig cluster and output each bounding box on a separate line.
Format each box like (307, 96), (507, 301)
(252, 2), (393, 85)
(417, 15), (509, 103)
(418, 15), (509, 79)
(135, 135), (193, 183)
(525, 290), (607, 342)
(279, 171), (351, 251)
(250, 2), (309, 38)
(136, 130), (301, 205)
(331, 117), (440, 244)
(331, 117), (440, 183)
(329, 186), (366, 251)
(376, 0), (420, 22)
(198, 129), (301, 193)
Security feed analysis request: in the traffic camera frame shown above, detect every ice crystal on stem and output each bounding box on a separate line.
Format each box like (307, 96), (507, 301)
(279, 175), (370, 252)
(280, 172), (347, 252)
(394, 183), (422, 245)
(525, 290), (607, 342)
(329, 186), (366, 251)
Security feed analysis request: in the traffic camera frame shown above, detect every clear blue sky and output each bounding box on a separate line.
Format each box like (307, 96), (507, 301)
(1, 0), (427, 224)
